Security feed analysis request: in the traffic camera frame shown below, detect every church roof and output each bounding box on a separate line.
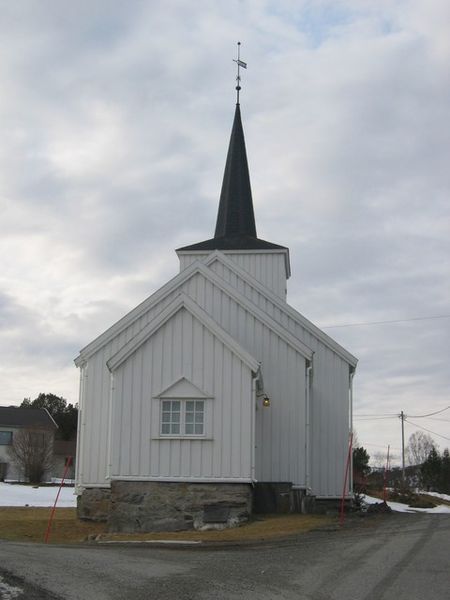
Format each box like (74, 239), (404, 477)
(177, 104), (287, 253)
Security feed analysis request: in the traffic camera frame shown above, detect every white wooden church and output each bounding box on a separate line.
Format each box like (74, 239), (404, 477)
(75, 94), (357, 532)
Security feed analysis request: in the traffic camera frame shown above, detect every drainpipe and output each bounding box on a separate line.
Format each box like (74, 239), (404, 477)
(251, 375), (257, 483)
(349, 368), (355, 494)
(305, 362), (313, 492)
(106, 372), (115, 481)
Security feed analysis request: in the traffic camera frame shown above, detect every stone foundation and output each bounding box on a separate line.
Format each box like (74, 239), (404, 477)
(108, 481), (252, 533)
(77, 488), (111, 522)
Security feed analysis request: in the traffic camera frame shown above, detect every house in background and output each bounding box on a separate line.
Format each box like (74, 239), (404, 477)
(74, 98), (357, 532)
(53, 439), (77, 481)
(0, 406), (58, 482)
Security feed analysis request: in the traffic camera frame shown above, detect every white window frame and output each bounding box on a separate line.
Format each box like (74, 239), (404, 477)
(160, 399), (205, 438)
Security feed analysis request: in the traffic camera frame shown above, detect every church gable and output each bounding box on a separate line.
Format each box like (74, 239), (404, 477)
(108, 296), (257, 483)
(204, 251), (357, 367)
(107, 292), (259, 374)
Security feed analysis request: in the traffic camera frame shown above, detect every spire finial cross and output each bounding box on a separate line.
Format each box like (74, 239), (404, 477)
(233, 41), (247, 104)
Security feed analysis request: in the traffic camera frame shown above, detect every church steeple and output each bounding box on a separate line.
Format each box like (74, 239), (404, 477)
(177, 103), (286, 252)
(214, 103), (257, 239)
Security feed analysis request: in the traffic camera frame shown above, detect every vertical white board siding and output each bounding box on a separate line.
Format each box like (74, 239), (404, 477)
(177, 276), (308, 486)
(178, 253), (209, 272)
(110, 307), (254, 480)
(224, 252), (287, 299)
(179, 251), (288, 299)
(77, 287), (187, 487)
(205, 260), (353, 495)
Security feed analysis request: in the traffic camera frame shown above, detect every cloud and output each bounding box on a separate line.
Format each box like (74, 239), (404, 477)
(0, 1), (449, 456)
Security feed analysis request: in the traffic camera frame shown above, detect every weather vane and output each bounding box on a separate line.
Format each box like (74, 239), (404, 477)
(233, 41), (247, 104)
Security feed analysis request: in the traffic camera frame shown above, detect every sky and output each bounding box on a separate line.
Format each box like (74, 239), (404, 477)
(1, 0), (449, 465)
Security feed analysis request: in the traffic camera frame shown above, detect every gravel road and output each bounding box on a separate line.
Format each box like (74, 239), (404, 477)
(0, 513), (449, 600)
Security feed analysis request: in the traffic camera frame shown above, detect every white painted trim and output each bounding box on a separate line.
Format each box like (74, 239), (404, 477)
(74, 259), (207, 365)
(154, 376), (213, 399)
(106, 293), (260, 373)
(151, 436), (214, 441)
(75, 252), (322, 366)
(79, 484), (111, 489)
(204, 251), (358, 366)
(110, 476), (253, 483)
(177, 247), (291, 278)
(194, 263), (313, 359)
(74, 367), (84, 487)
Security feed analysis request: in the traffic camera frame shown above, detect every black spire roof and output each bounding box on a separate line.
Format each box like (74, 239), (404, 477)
(177, 104), (287, 252)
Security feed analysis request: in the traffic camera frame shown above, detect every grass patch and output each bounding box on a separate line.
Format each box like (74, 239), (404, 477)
(420, 494), (450, 507)
(0, 509), (333, 545)
(0, 508), (106, 544)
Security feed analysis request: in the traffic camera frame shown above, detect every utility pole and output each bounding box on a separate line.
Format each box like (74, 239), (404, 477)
(400, 410), (405, 482)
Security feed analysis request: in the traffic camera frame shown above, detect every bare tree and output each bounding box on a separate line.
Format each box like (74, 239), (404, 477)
(407, 431), (436, 466)
(7, 427), (54, 484)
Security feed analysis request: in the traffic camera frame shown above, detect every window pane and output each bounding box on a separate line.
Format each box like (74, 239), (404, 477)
(185, 412), (194, 423)
(172, 401), (181, 412)
(195, 413), (203, 423)
(161, 424), (170, 434)
(195, 401), (204, 412)
(185, 423), (194, 435)
(172, 423), (180, 434)
(186, 401), (194, 411)
(0, 431), (12, 445)
(195, 423), (204, 434)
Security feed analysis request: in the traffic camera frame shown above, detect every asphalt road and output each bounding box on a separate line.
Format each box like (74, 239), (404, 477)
(0, 513), (449, 600)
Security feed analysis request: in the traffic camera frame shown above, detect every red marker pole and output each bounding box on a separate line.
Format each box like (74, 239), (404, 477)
(339, 432), (353, 527)
(45, 456), (73, 544)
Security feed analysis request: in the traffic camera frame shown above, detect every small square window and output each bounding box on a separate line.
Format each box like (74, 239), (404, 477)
(160, 400), (205, 436)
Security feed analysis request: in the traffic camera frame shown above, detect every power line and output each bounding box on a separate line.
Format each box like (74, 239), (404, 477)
(354, 406), (450, 421)
(404, 419), (450, 442)
(354, 416), (397, 421)
(354, 413), (398, 417)
(321, 313), (450, 329)
(407, 406), (450, 418)
(363, 442), (402, 451)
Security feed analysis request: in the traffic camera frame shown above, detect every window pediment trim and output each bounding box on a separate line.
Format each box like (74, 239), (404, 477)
(154, 376), (213, 400)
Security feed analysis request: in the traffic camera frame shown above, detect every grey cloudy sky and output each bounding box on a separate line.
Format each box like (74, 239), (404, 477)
(1, 0), (449, 463)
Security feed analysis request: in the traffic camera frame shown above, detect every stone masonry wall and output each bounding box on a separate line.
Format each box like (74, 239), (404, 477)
(108, 481), (252, 533)
(77, 488), (111, 522)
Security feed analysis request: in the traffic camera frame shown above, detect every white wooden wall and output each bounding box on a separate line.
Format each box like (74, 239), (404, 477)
(110, 307), (254, 480)
(77, 253), (353, 497)
(178, 250), (288, 299)
(208, 259), (352, 497)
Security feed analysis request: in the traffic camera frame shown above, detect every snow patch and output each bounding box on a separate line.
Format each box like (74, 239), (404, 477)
(0, 482), (77, 507)
(425, 491), (450, 502)
(363, 494), (450, 514)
